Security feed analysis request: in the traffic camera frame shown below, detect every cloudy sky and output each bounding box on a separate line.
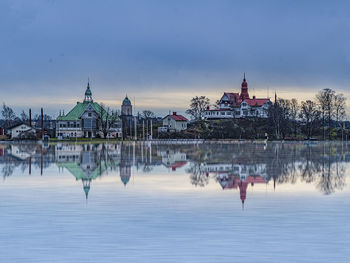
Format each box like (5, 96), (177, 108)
(1, 0), (350, 117)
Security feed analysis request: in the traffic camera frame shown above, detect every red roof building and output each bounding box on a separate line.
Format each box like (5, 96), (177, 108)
(161, 112), (188, 132)
(204, 74), (272, 119)
(217, 174), (267, 209)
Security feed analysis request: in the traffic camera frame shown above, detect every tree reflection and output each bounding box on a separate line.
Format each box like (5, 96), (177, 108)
(187, 163), (208, 187)
(0, 141), (348, 197)
(186, 142), (348, 195)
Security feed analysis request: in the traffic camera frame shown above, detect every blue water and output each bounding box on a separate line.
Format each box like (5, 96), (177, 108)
(0, 142), (349, 262)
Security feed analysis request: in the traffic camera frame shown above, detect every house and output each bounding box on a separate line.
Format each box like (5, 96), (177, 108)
(204, 74), (272, 119)
(56, 82), (121, 139)
(160, 112), (188, 132)
(7, 123), (36, 139)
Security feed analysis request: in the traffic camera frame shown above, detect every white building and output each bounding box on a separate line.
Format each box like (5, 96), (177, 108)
(205, 75), (272, 119)
(160, 112), (188, 132)
(8, 123), (36, 139)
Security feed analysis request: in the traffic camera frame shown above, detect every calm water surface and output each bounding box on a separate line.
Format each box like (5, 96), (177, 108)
(0, 142), (349, 262)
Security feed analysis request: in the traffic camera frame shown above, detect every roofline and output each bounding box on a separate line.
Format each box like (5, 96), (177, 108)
(163, 115), (188, 121)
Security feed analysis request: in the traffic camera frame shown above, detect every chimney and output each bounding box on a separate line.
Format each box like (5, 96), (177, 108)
(173, 112), (177, 116)
(253, 96), (256, 99)
(29, 108), (32, 127)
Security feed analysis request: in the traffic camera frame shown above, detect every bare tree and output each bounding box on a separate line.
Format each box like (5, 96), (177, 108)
(142, 110), (155, 119)
(98, 103), (119, 138)
(290, 98), (299, 138)
(333, 93), (346, 123)
(268, 100), (282, 139)
(186, 96), (210, 120)
(316, 89), (335, 140)
(300, 100), (320, 139)
(20, 110), (28, 122)
(1, 103), (16, 128)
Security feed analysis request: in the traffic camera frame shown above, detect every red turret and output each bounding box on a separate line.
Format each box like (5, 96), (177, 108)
(240, 73), (249, 100)
(238, 181), (248, 210)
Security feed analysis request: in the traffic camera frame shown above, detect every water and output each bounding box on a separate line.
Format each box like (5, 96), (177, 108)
(0, 142), (349, 262)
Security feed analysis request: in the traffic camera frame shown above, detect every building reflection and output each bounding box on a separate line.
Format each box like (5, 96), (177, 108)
(120, 144), (132, 186)
(0, 142), (348, 205)
(56, 144), (109, 199)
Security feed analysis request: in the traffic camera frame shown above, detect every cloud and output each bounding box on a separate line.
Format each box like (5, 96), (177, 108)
(1, 0), (350, 116)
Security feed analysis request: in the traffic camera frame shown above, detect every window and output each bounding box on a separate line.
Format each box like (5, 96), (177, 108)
(221, 112), (225, 115)
(83, 119), (96, 129)
(88, 113), (92, 117)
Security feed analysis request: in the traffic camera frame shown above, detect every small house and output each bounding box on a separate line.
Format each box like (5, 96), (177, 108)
(8, 123), (36, 139)
(161, 112), (188, 132)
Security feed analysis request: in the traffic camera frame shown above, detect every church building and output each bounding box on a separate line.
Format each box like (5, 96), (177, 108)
(56, 82), (121, 139)
(204, 75), (272, 119)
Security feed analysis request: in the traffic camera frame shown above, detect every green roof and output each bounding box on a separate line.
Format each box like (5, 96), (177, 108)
(57, 102), (119, 121)
(85, 87), (92, 96)
(56, 161), (107, 180)
(122, 96), (131, 105)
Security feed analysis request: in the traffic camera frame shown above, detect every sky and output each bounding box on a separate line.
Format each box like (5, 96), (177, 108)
(1, 0), (350, 117)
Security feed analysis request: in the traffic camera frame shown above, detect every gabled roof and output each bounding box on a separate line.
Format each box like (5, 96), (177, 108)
(57, 102), (119, 121)
(222, 92), (240, 104)
(243, 98), (270, 107)
(164, 114), (188, 121)
(7, 122), (33, 130)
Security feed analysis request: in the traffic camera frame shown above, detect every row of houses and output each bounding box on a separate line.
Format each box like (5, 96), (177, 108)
(1, 74), (272, 140)
(0, 82), (189, 140)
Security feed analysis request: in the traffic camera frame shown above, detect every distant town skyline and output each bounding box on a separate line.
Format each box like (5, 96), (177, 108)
(1, 0), (350, 116)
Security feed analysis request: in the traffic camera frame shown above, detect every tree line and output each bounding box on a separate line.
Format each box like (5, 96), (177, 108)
(269, 88), (346, 140)
(185, 88), (347, 140)
(1, 103), (53, 129)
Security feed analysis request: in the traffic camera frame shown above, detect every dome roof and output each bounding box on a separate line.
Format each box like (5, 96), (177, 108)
(123, 96), (131, 105)
(85, 82), (92, 96)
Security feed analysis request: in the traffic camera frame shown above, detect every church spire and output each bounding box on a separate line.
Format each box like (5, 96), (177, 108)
(84, 80), (93, 103)
(240, 73), (249, 100)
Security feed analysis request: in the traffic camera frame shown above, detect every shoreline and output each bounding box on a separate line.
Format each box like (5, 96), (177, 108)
(0, 138), (348, 145)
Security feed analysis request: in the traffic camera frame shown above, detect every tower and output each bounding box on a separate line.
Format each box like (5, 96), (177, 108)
(121, 95), (133, 139)
(121, 95), (132, 116)
(84, 81), (93, 103)
(119, 144), (132, 186)
(240, 73), (250, 100)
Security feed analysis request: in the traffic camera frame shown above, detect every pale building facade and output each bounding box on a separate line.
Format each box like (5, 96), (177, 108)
(8, 123), (36, 139)
(161, 112), (188, 132)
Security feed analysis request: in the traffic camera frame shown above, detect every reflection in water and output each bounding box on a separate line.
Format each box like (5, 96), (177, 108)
(0, 142), (348, 204)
